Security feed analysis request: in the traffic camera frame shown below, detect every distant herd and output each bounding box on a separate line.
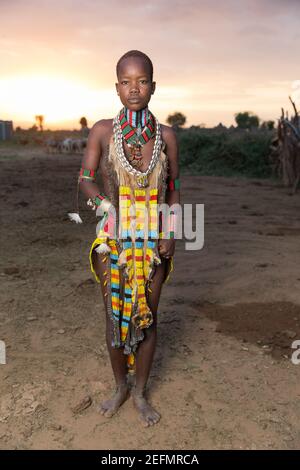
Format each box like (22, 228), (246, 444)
(45, 137), (88, 154)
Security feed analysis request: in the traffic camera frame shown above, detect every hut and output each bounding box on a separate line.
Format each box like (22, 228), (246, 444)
(0, 120), (13, 140)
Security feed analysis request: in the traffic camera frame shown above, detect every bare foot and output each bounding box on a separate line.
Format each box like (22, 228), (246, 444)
(132, 387), (160, 427)
(99, 383), (129, 418)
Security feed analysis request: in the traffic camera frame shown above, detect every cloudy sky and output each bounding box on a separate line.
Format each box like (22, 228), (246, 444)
(0, 0), (299, 129)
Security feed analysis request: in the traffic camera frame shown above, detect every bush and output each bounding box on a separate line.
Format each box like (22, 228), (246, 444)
(177, 128), (274, 178)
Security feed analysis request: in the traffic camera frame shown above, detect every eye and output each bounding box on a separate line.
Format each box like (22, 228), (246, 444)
(121, 80), (128, 85)
(140, 80), (148, 84)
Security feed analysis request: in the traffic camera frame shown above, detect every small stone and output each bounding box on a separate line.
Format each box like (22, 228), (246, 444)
(269, 417), (281, 424)
(27, 316), (38, 322)
(57, 329), (65, 334)
(23, 428), (33, 438)
(4, 267), (19, 275)
(71, 395), (92, 414)
(282, 330), (297, 339)
(50, 424), (62, 431)
(89, 381), (108, 393)
(21, 391), (34, 401)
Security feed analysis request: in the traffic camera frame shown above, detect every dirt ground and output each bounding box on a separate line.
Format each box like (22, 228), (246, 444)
(1, 144), (300, 450)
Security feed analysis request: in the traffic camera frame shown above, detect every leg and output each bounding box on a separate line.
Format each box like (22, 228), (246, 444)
(132, 258), (169, 426)
(92, 250), (129, 417)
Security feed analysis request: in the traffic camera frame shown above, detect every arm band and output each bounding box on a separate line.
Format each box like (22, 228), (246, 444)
(166, 178), (180, 191)
(78, 167), (97, 182)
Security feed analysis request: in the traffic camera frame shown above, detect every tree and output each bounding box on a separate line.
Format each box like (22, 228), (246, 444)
(261, 120), (275, 130)
(166, 112), (186, 129)
(234, 111), (260, 130)
(35, 115), (44, 132)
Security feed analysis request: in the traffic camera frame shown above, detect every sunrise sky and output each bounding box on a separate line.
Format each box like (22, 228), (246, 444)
(0, 0), (299, 130)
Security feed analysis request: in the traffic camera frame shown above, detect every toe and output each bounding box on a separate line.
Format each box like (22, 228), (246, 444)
(141, 415), (150, 427)
(147, 415), (155, 426)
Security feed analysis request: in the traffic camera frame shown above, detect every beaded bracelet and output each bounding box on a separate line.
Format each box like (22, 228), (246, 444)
(159, 210), (177, 238)
(87, 193), (107, 211)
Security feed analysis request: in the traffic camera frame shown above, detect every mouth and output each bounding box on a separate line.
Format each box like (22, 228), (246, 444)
(128, 97), (141, 103)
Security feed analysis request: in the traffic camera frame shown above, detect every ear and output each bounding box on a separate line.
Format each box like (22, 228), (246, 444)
(115, 83), (119, 95)
(151, 81), (156, 95)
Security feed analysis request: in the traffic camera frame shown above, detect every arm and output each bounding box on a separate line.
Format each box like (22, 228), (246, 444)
(78, 121), (105, 201)
(67, 121), (112, 226)
(77, 121), (114, 249)
(165, 127), (180, 208)
(158, 126), (180, 258)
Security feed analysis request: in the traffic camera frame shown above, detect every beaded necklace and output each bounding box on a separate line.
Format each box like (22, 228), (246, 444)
(113, 109), (162, 188)
(120, 106), (156, 168)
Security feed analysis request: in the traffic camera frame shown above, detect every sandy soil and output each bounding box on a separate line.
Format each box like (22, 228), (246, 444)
(1, 144), (300, 450)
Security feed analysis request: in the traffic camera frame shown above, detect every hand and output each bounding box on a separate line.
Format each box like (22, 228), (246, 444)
(158, 238), (175, 259)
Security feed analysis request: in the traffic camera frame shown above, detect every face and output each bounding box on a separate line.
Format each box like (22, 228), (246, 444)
(115, 57), (156, 111)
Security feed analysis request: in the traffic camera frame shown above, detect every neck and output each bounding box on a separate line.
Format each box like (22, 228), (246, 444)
(124, 105), (148, 128)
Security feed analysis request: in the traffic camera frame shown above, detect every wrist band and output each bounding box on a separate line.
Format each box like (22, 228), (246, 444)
(169, 211), (175, 238)
(87, 193), (108, 211)
(159, 210), (177, 238)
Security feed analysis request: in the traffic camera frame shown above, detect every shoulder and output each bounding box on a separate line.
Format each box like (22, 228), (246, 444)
(88, 119), (114, 147)
(160, 124), (178, 154)
(91, 118), (114, 135)
(160, 124), (177, 142)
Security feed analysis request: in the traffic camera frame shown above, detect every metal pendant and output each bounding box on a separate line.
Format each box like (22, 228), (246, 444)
(130, 143), (142, 160)
(136, 174), (148, 188)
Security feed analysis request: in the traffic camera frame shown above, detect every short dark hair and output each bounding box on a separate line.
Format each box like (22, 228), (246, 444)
(116, 50), (153, 81)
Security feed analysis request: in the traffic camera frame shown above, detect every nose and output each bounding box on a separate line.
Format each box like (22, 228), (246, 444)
(129, 82), (139, 94)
